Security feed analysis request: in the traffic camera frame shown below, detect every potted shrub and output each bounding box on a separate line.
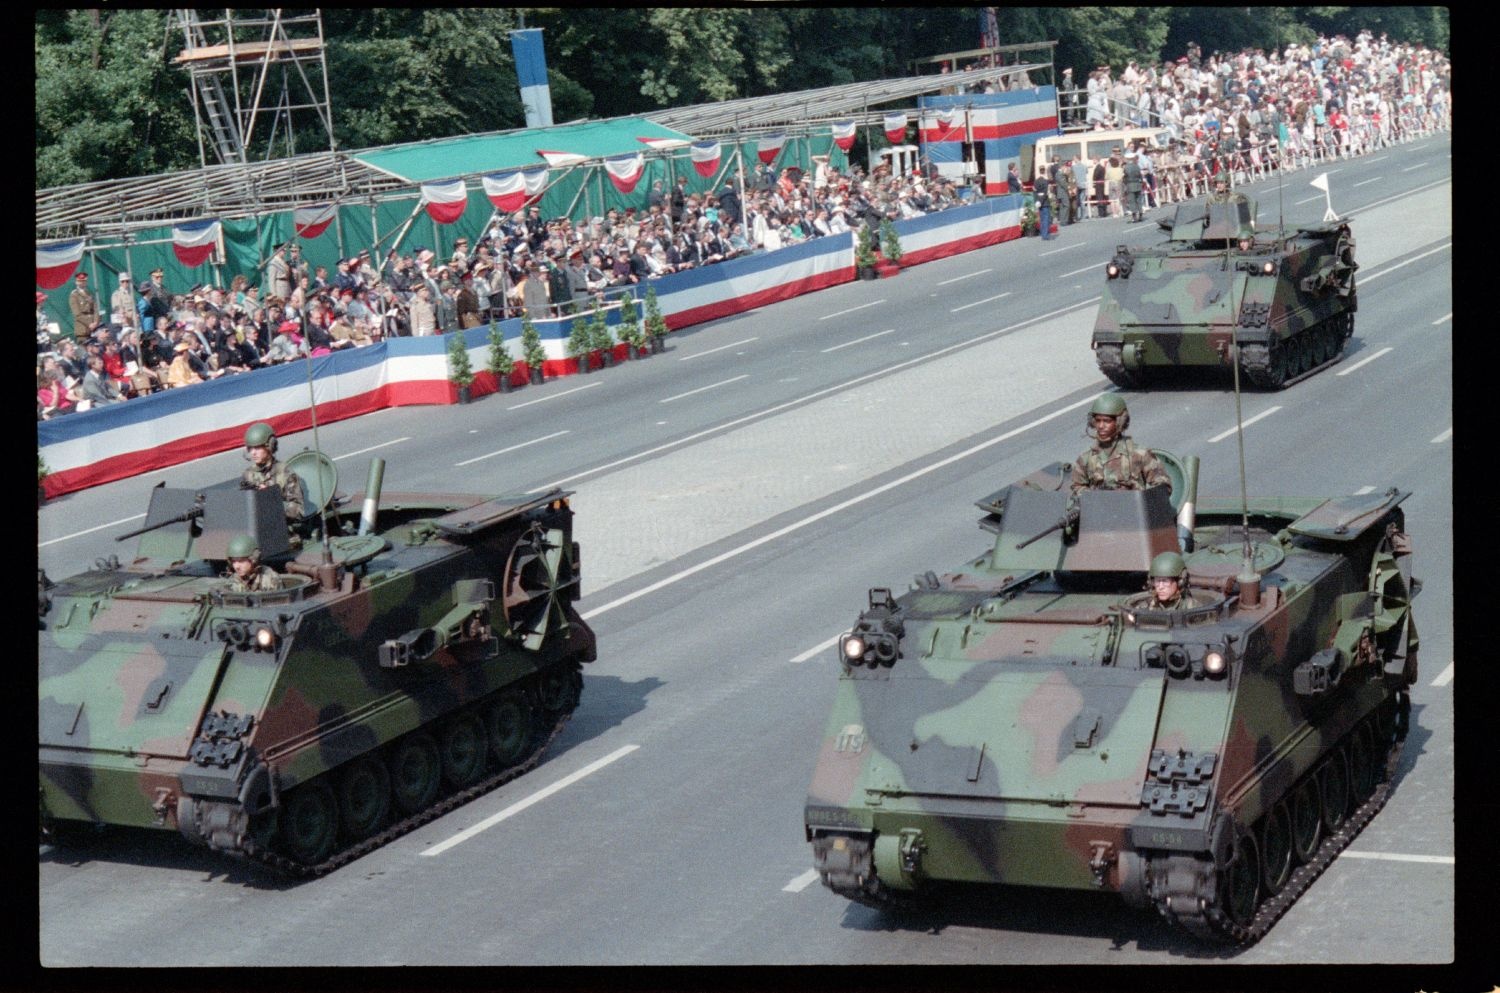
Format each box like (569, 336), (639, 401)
(643, 285), (670, 354)
(447, 332), (475, 403)
(1021, 199), (1039, 237)
(487, 320), (515, 393)
(589, 304), (615, 368)
(854, 223), (879, 280)
(877, 218), (904, 277)
(565, 312), (593, 373)
(520, 313), (547, 384)
(618, 292), (645, 359)
(38, 451), (49, 507)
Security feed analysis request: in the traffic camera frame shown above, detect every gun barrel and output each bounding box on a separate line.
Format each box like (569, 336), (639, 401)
(114, 505), (202, 542)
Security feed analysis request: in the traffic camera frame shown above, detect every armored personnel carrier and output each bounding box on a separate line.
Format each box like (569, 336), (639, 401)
(39, 453), (594, 875)
(1091, 198), (1358, 389)
(803, 454), (1418, 943)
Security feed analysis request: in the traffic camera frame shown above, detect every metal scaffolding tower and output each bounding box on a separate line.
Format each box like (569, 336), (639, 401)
(170, 9), (338, 170)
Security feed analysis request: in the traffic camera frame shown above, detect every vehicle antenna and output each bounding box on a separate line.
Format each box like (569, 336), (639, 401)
(300, 345), (335, 574)
(1226, 241), (1262, 608)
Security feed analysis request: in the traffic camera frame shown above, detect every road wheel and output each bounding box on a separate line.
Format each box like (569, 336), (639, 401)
(439, 712), (487, 788)
(1219, 831), (1261, 928)
(1290, 778), (1322, 863)
(1349, 723), (1380, 803)
(1259, 801), (1294, 896)
(280, 780), (338, 865)
(1319, 748), (1352, 834)
(388, 733), (442, 815)
(486, 692), (535, 768)
(337, 757), (391, 841)
(538, 663), (583, 721)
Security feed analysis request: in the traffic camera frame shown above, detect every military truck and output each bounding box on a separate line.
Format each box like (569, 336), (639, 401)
(803, 453), (1417, 943)
(1091, 198), (1358, 389)
(39, 453), (594, 875)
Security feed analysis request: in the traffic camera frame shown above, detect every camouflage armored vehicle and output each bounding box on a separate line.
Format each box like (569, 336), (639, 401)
(1091, 197), (1358, 389)
(804, 453), (1418, 943)
(40, 454), (594, 875)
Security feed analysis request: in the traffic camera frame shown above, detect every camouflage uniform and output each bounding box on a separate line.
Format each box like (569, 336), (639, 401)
(1206, 189), (1249, 206)
(1070, 438), (1170, 493)
(242, 460), (305, 523)
(1150, 590), (1203, 611)
(225, 564), (281, 593)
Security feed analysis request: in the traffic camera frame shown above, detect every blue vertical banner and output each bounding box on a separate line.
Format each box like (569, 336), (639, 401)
(510, 28), (554, 129)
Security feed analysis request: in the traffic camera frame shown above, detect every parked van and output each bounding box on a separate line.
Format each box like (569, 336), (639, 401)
(1024, 127), (1173, 183)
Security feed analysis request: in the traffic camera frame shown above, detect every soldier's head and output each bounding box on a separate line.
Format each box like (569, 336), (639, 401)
(244, 421), (276, 467)
(1213, 174), (1230, 194)
(1087, 393), (1129, 442)
(227, 533), (261, 579)
(1148, 550), (1188, 603)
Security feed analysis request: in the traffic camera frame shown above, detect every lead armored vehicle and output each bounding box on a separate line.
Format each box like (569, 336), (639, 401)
(804, 453), (1417, 943)
(1091, 198), (1358, 389)
(40, 453), (594, 875)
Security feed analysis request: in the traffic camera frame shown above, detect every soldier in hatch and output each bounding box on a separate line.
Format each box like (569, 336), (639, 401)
(1206, 173), (1247, 206)
(241, 421), (305, 529)
(1070, 394), (1170, 493)
(222, 534), (280, 593)
(1144, 551), (1201, 610)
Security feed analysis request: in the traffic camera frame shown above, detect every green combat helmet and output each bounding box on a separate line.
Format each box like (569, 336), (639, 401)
(1148, 549), (1186, 579)
(226, 534), (259, 561)
(244, 422), (277, 452)
(1088, 393), (1130, 432)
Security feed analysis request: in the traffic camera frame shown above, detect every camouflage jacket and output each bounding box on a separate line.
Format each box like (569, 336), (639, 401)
(224, 564), (281, 593)
(242, 460), (305, 522)
(1070, 437), (1170, 493)
(1151, 591), (1203, 611)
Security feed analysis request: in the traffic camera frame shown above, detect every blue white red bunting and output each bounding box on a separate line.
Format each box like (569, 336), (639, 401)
(604, 152), (645, 193)
(420, 179), (469, 225)
(831, 120), (857, 153)
(690, 141), (721, 178)
(536, 148), (587, 168)
(172, 219), (221, 268)
(293, 204), (336, 240)
(37, 238), (86, 290)
(756, 132), (786, 166)
(637, 136), (691, 151)
(482, 169), (548, 213)
(884, 112), (908, 144)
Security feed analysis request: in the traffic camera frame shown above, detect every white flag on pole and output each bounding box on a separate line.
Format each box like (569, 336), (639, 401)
(1309, 173), (1329, 192)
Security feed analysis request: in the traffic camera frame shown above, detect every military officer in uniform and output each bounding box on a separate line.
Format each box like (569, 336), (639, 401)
(1122, 150), (1145, 222)
(69, 272), (99, 345)
(1144, 551), (1201, 610)
(222, 534), (281, 593)
(1070, 394), (1170, 493)
(1206, 173), (1247, 206)
(241, 422), (306, 533)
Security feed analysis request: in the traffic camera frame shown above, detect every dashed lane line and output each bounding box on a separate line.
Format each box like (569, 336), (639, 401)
(660, 374), (750, 404)
(1432, 313), (1451, 325)
(333, 437), (411, 461)
(1334, 347), (1393, 376)
(784, 869), (821, 893)
(679, 337), (758, 362)
(1431, 428), (1452, 444)
(1339, 851), (1454, 865)
(1353, 177), (1383, 187)
(822, 330), (895, 354)
(936, 269), (993, 286)
(792, 633), (843, 664)
(1058, 261), (1106, 279)
(454, 430), (570, 467)
(506, 381), (602, 410)
(1208, 406), (1282, 444)
(1358, 242), (1450, 283)
(819, 300), (885, 321)
(951, 292), (1011, 313)
(1039, 243), (1086, 257)
(1432, 661), (1454, 687)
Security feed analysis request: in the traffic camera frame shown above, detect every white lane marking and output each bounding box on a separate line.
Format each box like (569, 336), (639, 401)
(333, 437), (411, 461)
(1401, 163), (1425, 172)
(679, 337), (758, 361)
(1058, 261), (1107, 279)
(1432, 313), (1451, 325)
(1359, 242), (1451, 283)
(1295, 196), (1321, 205)
(1339, 851), (1454, 865)
(1040, 243), (1086, 257)
(950, 292), (1012, 313)
(1353, 177), (1382, 187)
(819, 300), (885, 321)
(1335, 346), (1394, 376)
(1367, 155), (1390, 163)
(1431, 428), (1452, 444)
(454, 430), (570, 467)
(784, 869), (821, 893)
(1353, 485), (1376, 495)
(581, 395), (1097, 619)
(660, 374), (750, 404)
(1208, 406), (1282, 444)
(792, 633), (844, 664)
(506, 381), (602, 410)
(1431, 661), (1454, 687)
(39, 512), (146, 548)
(822, 329), (895, 354)
(529, 297), (1101, 493)
(936, 269), (992, 285)
(420, 745), (639, 857)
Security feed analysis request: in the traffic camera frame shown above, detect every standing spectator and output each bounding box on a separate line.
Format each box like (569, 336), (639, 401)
(545, 254), (572, 315)
(37, 292), (53, 352)
(69, 272), (98, 344)
(111, 273), (138, 329)
(456, 274), (481, 328)
(408, 284), (437, 336)
(669, 176), (688, 228)
(520, 262), (551, 318)
(435, 280), (459, 334)
(1122, 150), (1145, 222)
(717, 183), (741, 227)
(1007, 162), (1023, 193)
(1033, 169), (1053, 240)
(266, 245), (291, 301)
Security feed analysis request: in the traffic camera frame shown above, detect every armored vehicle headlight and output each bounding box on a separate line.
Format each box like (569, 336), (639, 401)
(1106, 263), (1120, 279)
(843, 634), (866, 661)
(1203, 650), (1228, 677)
(254, 627), (278, 651)
(1260, 260), (1276, 275)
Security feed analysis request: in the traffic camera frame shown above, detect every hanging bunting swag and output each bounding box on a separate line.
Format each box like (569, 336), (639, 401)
(293, 204), (337, 239)
(36, 239), (86, 290)
(756, 132), (787, 165)
(831, 120), (857, 153)
(172, 219), (221, 268)
(604, 152), (646, 193)
(884, 112), (908, 144)
(420, 179), (469, 224)
(690, 140), (722, 177)
(482, 169), (548, 213)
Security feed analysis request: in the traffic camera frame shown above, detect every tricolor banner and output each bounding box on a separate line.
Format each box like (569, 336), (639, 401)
(935, 108), (964, 140)
(537, 148), (587, 168)
(638, 136), (691, 151)
(690, 140), (722, 178)
(293, 203), (337, 240)
(482, 169), (548, 213)
(884, 112), (908, 144)
(757, 132), (786, 166)
(604, 152), (646, 193)
(36, 239), (86, 290)
(172, 219), (221, 268)
(831, 120), (857, 153)
(421, 179), (469, 225)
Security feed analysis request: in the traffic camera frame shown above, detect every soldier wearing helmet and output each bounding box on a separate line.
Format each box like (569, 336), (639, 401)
(240, 422), (306, 529)
(1070, 394), (1170, 494)
(1145, 551), (1201, 610)
(222, 534), (280, 593)
(1207, 173), (1246, 206)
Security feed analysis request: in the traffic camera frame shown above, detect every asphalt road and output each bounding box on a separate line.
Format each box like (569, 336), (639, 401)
(37, 133), (1454, 974)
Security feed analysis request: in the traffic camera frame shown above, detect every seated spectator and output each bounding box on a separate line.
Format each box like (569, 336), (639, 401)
(80, 355), (127, 406)
(165, 340), (203, 388)
(38, 369), (77, 418)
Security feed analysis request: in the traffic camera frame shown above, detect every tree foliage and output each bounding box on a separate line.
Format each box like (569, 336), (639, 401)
(37, 7), (1450, 187)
